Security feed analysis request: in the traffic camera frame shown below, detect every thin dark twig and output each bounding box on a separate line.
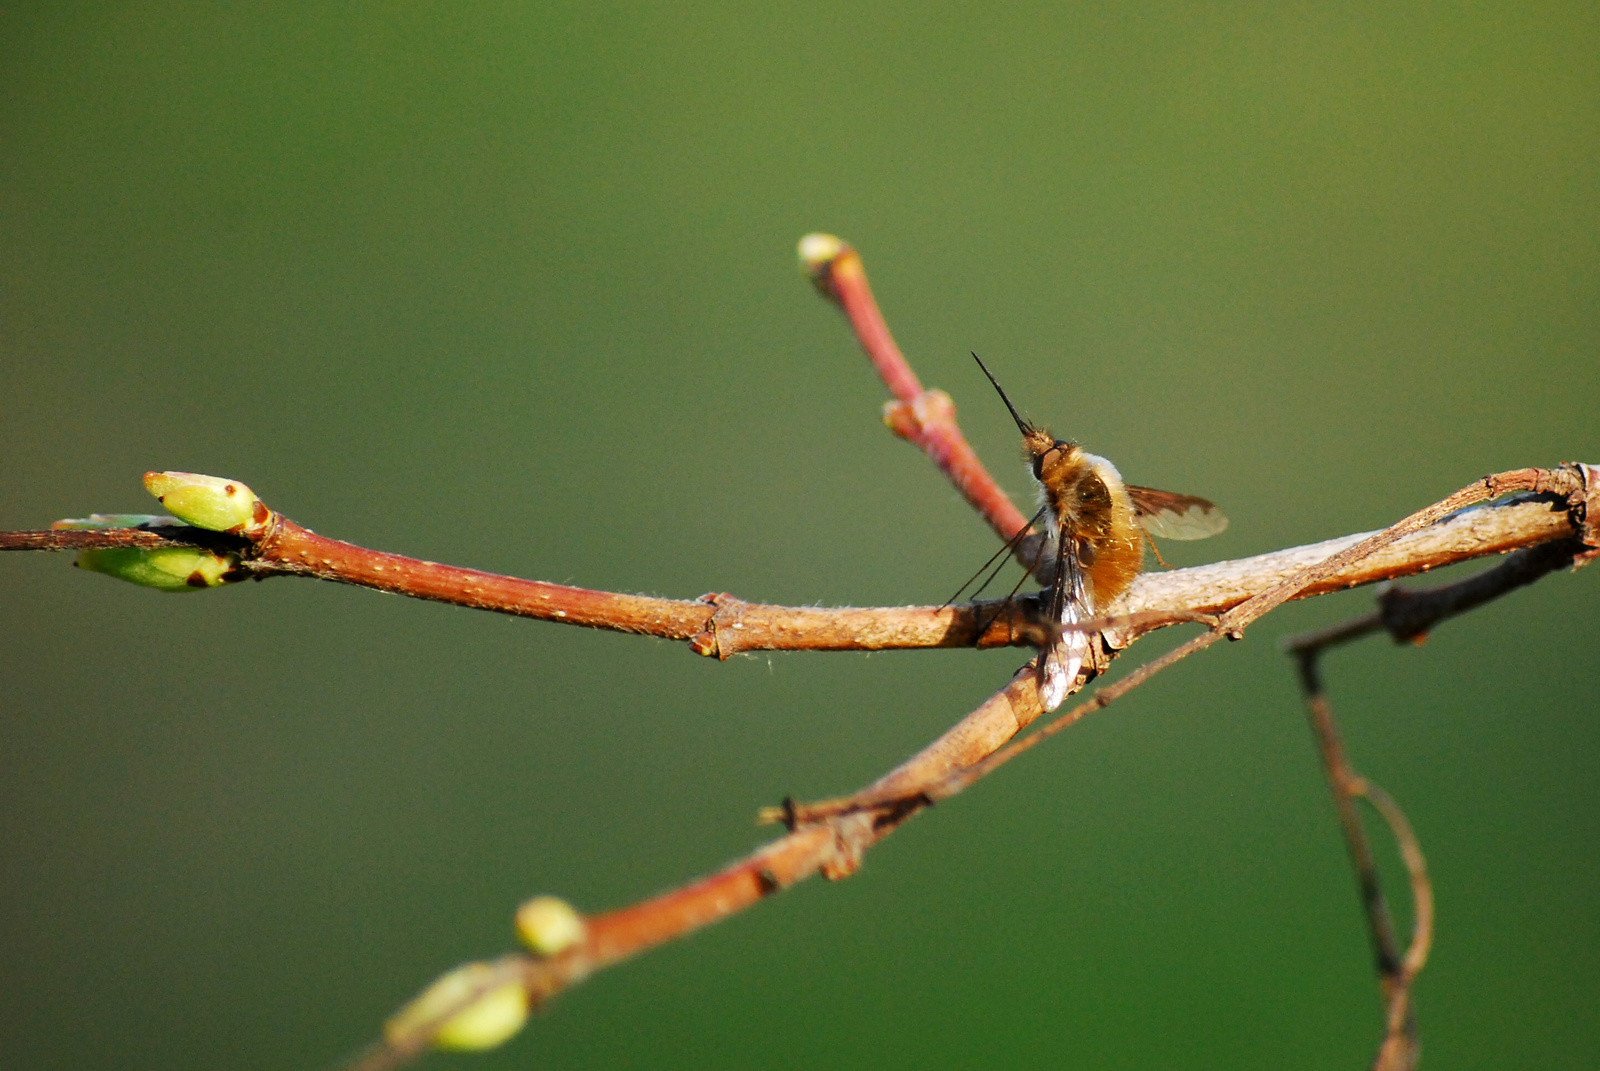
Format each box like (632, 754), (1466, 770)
(1289, 640), (1429, 1071)
(1268, 532), (1596, 1066)
(1365, 783), (1433, 1025)
(1279, 536), (1591, 657)
(1376, 538), (1588, 643)
(1291, 651), (1407, 972)
(1259, 482), (1596, 1068)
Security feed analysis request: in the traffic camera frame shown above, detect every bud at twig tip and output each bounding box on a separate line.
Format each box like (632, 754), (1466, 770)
(797, 233), (847, 277)
(515, 895), (586, 957)
(383, 961), (529, 1052)
(142, 472), (268, 535)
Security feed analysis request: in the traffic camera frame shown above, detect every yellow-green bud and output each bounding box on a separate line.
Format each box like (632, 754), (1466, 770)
(383, 961), (529, 1052)
(143, 471), (268, 534)
(75, 546), (238, 592)
(52, 514), (183, 531)
(514, 896), (586, 957)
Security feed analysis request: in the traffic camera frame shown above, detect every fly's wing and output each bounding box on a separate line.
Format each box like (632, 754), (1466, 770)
(1038, 528), (1094, 712)
(1126, 485), (1228, 542)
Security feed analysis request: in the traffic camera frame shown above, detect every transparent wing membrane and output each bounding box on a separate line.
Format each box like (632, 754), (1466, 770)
(1126, 485), (1228, 542)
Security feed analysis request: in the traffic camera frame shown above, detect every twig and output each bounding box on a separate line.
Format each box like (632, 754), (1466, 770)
(1266, 520), (1595, 1070)
(799, 234), (1050, 578)
(1374, 537), (1591, 643)
(0, 489), (1583, 656)
(1286, 635), (1433, 1071)
(356, 459), (1588, 1071)
(334, 458), (1591, 1071)
(1292, 643), (1433, 1069)
(1365, 781), (1432, 1070)
(796, 466), (1596, 821)
(342, 821), (878, 1071)
(1279, 534), (1593, 656)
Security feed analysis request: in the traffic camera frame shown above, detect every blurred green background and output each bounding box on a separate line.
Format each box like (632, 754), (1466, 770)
(2, 3), (1597, 1069)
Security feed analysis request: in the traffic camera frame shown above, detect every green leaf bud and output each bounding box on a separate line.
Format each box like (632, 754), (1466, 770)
(514, 896), (587, 957)
(383, 961), (529, 1052)
(75, 546), (238, 592)
(143, 471), (268, 534)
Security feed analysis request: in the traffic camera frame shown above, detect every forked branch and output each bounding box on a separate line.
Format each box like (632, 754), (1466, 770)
(1272, 511), (1600, 1068)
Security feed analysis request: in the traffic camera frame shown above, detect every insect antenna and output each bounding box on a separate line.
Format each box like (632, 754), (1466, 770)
(941, 504), (1049, 608)
(971, 352), (1035, 436)
(969, 517), (1053, 645)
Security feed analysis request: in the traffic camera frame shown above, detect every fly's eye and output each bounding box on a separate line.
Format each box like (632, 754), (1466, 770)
(1053, 439), (1071, 450)
(1031, 457), (1044, 479)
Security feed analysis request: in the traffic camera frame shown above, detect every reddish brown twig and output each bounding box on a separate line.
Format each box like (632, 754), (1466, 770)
(1, 517), (1029, 651)
(343, 824), (852, 1071)
(800, 234), (1047, 577)
(2, 479), (1584, 660)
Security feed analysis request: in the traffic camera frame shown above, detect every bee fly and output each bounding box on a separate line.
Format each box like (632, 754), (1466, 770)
(971, 353), (1227, 710)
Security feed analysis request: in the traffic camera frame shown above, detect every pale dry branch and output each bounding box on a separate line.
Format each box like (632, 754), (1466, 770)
(789, 466), (1596, 822)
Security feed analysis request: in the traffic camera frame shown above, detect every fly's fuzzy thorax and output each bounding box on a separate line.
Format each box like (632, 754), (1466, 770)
(1038, 448), (1143, 610)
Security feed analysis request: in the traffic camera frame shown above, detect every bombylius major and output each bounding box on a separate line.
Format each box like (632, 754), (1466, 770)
(971, 353), (1227, 710)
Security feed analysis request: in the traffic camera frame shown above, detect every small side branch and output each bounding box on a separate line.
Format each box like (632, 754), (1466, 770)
(1267, 514), (1597, 1070)
(799, 234), (1050, 579)
(1285, 637), (1432, 1071)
